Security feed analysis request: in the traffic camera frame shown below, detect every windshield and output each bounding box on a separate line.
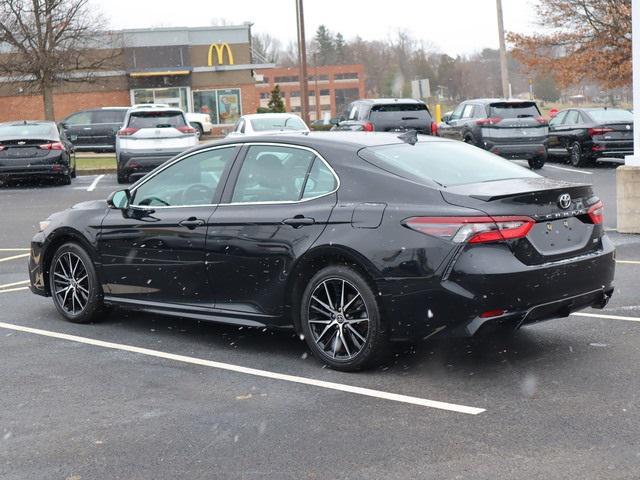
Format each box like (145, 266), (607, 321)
(250, 116), (308, 131)
(359, 140), (540, 187)
(127, 111), (186, 129)
(0, 123), (58, 140)
(370, 103), (429, 113)
(586, 109), (633, 123)
(489, 102), (541, 119)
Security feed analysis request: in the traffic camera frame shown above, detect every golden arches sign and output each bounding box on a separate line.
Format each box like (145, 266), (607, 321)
(207, 43), (234, 66)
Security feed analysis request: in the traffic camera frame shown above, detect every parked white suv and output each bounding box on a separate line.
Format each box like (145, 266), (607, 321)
(227, 113), (310, 137)
(115, 107), (198, 183)
(131, 103), (213, 139)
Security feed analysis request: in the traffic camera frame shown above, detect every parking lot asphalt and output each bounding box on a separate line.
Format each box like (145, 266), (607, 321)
(1, 163), (640, 479)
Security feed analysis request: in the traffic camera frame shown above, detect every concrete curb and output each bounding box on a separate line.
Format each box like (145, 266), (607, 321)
(77, 169), (116, 176)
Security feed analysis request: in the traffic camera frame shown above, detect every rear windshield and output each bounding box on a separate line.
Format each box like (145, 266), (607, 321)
(371, 103), (429, 113)
(250, 116), (307, 132)
(489, 102), (541, 119)
(0, 123), (58, 140)
(127, 111), (186, 129)
(585, 109), (633, 123)
(359, 141), (539, 187)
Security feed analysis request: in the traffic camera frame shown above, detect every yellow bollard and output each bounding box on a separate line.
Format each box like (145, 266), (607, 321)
(435, 104), (442, 124)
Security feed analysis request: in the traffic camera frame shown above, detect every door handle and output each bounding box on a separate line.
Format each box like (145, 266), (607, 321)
(179, 217), (205, 229)
(283, 216), (315, 227)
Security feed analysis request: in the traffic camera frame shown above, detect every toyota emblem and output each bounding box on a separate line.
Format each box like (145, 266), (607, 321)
(558, 193), (572, 209)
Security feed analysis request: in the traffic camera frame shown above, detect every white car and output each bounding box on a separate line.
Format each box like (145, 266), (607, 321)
(115, 107), (198, 184)
(227, 113), (310, 137)
(131, 104), (213, 139)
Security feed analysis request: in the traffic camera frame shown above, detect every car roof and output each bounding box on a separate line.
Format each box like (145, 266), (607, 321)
(202, 131), (450, 152)
(354, 98), (426, 105)
(242, 113), (303, 120)
(127, 107), (183, 114)
(466, 98), (538, 105)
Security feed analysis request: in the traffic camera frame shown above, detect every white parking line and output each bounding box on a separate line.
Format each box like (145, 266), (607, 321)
(0, 280), (29, 289)
(87, 174), (105, 192)
(0, 286), (29, 293)
(0, 253), (30, 263)
(617, 260), (640, 265)
(0, 248), (30, 252)
(545, 165), (593, 175)
(0, 321), (485, 415)
(572, 312), (640, 323)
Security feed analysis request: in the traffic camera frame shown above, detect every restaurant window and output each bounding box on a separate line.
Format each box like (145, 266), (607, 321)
(334, 72), (359, 80)
(274, 75), (299, 83)
(193, 88), (242, 125)
(131, 87), (190, 111)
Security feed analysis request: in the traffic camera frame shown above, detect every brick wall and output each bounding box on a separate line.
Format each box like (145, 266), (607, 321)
(0, 90), (130, 122)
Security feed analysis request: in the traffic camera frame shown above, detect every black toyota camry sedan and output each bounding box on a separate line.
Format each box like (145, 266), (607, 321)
(0, 121), (76, 184)
(29, 132), (615, 371)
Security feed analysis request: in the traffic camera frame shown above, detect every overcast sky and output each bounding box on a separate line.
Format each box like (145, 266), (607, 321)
(96, 0), (539, 56)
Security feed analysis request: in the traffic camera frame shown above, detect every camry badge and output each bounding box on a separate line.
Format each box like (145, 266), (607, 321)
(558, 193), (572, 210)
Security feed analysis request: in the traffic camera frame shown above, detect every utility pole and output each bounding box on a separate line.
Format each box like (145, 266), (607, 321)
(296, 0), (310, 124)
(496, 0), (510, 98)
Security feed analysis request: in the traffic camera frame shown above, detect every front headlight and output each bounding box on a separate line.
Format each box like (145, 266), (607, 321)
(38, 220), (51, 232)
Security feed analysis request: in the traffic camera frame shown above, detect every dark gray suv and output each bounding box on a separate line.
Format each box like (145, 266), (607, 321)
(332, 98), (436, 135)
(438, 99), (548, 169)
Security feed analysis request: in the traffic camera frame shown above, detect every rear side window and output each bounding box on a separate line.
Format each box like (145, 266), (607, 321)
(359, 141), (539, 187)
(92, 109), (126, 124)
(563, 110), (580, 125)
(64, 111), (92, 126)
(128, 111), (186, 129)
(488, 102), (541, 119)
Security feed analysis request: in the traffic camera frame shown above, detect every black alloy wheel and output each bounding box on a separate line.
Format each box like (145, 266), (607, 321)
(49, 243), (106, 323)
(570, 141), (589, 168)
(300, 265), (388, 371)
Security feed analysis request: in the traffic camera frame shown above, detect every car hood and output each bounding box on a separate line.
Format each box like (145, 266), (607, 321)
(70, 199), (107, 210)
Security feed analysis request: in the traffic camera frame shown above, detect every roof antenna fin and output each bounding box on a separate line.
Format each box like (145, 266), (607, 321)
(397, 129), (418, 145)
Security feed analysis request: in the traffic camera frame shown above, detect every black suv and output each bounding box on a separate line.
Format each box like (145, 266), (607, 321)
(438, 99), (548, 169)
(332, 98), (436, 135)
(60, 107), (128, 153)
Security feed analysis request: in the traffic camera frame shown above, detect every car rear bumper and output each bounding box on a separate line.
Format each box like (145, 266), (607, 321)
(73, 144), (115, 152)
(0, 163), (70, 178)
(484, 141), (547, 159)
(591, 139), (633, 159)
(378, 236), (615, 341)
(117, 149), (184, 179)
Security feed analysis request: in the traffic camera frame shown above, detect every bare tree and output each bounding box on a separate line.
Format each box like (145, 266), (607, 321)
(0, 0), (121, 120)
(252, 33), (282, 64)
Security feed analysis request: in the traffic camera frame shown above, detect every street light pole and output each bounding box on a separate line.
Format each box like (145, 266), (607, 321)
(296, 0), (310, 125)
(496, 0), (510, 98)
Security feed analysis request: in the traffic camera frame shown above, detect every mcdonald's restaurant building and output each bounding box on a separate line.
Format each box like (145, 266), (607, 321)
(0, 25), (274, 135)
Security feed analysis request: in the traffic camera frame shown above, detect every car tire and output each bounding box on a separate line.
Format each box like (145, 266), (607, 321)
(528, 156), (545, 170)
(194, 123), (204, 140)
(570, 141), (589, 168)
(300, 265), (388, 371)
(59, 173), (72, 185)
(49, 242), (107, 324)
(463, 134), (475, 145)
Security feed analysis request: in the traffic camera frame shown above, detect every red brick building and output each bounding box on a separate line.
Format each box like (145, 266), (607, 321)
(255, 64), (366, 121)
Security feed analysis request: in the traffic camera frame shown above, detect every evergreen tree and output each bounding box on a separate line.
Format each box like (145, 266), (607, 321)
(335, 33), (347, 64)
(267, 84), (286, 113)
(314, 25), (336, 65)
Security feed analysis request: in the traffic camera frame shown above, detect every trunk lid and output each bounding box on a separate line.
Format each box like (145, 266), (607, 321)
(441, 178), (602, 265)
(0, 139), (53, 162)
(483, 101), (547, 143)
(593, 122), (633, 141)
(369, 103), (432, 134)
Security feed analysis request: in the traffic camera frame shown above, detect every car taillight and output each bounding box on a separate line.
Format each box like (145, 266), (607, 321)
(535, 116), (548, 125)
(39, 142), (64, 150)
(430, 121), (438, 135)
(475, 117), (501, 126)
(587, 200), (604, 225)
(177, 126), (196, 134)
(0, 145), (5, 151)
(362, 122), (374, 132)
(588, 127), (613, 137)
(403, 216), (535, 244)
(117, 127), (139, 136)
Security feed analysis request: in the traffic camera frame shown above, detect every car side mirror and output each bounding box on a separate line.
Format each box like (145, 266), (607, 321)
(60, 122), (68, 129)
(330, 118), (340, 126)
(107, 189), (131, 209)
(441, 115), (451, 124)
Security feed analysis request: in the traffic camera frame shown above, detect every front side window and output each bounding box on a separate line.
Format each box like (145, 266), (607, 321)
(232, 145), (329, 203)
(450, 103), (465, 121)
(132, 147), (236, 207)
(461, 104), (474, 118)
(549, 110), (568, 126)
